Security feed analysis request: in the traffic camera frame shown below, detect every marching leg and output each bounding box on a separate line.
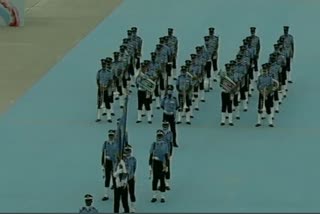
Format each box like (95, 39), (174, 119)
(151, 191), (159, 203)
(283, 85), (287, 98)
(102, 106), (107, 116)
(142, 106), (146, 117)
(245, 91), (249, 102)
(220, 112), (226, 126)
(287, 71), (292, 83)
(255, 113), (262, 127)
(186, 110), (191, 125)
(200, 90), (205, 102)
(160, 192), (166, 203)
(268, 114), (274, 127)
(96, 89), (103, 122)
(150, 104), (154, 118)
(235, 106), (240, 120)
(275, 101), (280, 113)
(165, 158), (171, 190)
(176, 111), (181, 124)
(119, 95), (124, 109)
(242, 100), (248, 112)
(194, 95), (199, 111)
(136, 110), (142, 123)
(228, 112), (233, 126)
(190, 106), (194, 118)
(278, 90), (283, 104)
(249, 81), (254, 93)
(261, 109), (266, 120)
(156, 97), (161, 109)
(110, 103), (115, 116)
(147, 110), (152, 124)
(106, 110), (112, 123)
(96, 109), (102, 122)
(103, 187), (110, 201)
(271, 107), (275, 120)
(128, 176), (136, 213)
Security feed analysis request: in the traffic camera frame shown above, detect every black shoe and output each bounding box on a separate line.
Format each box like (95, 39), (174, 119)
(151, 198), (157, 203)
(195, 108), (199, 111)
(136, 120), (141, 123)
(255, 123), (261, 127)
(95, 119), (101, 122)
(102, 113), (107, 116)
(111, 185), (114, 190)
(148, 121), (152, 124)
(166, 186), (170, 191)
(248, 94), (252, 97)
(102, 196), (109, 201)
(288, 80), (293, 83)
(191, 115), (194, 118)
(213, 79), (217, 82)
(152, 114), (154, 117)
(160, 198), (165, 203)
(229, 123), (234, 126)
(226, 116), (229, 119)
(279, 102), (282, 105)
(269, 124), (274, 127)
(157, 107), (160, 110)
(210, 87), (213, 90)
(142, 114), (145, 117)
(275, 110), (279, 113)
(251, 88), (254, 91)
(201, 99), (205, 102)
(107, 119), (112, 123)
(173, 143), (179, 148)
(236, 116), (240, 120)
(261, 117), (265, 120)
(244, 109), (248, 112)
(284, 95), (287, 98)
(220, 122), (225, 126)
(186, 122), (191, 125)
(111, 113), (115, 116)
(120, 106), (124, 109)
(115, 97), (119, 100)
(131, 84), (135, 87)
(176, 121), (181, 124)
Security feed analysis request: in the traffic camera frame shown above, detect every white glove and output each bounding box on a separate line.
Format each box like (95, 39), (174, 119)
(163, 165), (168, 172)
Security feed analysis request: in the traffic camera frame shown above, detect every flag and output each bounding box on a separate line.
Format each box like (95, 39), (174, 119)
(118, 95), (129, 159)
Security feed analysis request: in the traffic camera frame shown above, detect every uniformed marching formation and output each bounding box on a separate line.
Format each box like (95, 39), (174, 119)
(135, 28), (179, 124)
(95, 27), (143, 123)
(218, 26), (294, 127)
(169, 27), (220, 125)
(84, 26), (295, 213)
(218, 26), (261, 126)
(254, 26), (294, 127)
